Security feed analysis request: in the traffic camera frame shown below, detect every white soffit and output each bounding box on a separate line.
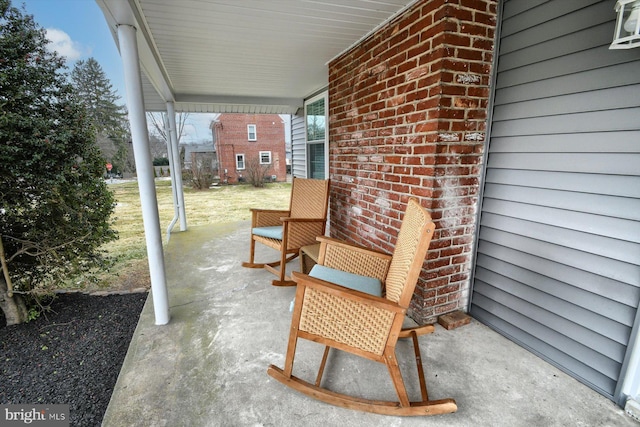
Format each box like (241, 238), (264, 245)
(96, 0), (416, 114)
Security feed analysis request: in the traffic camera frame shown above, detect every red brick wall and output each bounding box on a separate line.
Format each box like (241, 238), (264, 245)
(328, 0), (497, 323)
(214, 114), (287, 183)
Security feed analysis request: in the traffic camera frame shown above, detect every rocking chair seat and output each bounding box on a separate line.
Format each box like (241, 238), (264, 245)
(252, 226), (283, 240)
(308, 265), (382, 297)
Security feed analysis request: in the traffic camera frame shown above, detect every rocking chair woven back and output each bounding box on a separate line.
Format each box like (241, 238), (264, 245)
(384, 199), (434, 306)
(289, 178), (330, 219)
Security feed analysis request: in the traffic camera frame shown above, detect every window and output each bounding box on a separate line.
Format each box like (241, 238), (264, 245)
(305, 94), (327, 179)
(247, 124), (257, 141)
(307, 143), (324, 179)
(259, 151), (272, 164)
(236, 154), (245, 170)
(306, 98), (325, 141)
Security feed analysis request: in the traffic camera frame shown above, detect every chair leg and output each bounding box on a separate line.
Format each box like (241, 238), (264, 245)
(410, 331), (428, 401)
(399, 324), (435, 338)
(276, 247), (288, 284)
(283, 332), (298, 378)
(315, 346), (331, 387)
(384, 349), (411, 407)
(270, 252), (298, 286)
(241, 237), (261, 268)
(282, 285), (305, 377)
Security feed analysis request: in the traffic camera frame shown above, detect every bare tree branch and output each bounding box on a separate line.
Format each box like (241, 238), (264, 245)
(147, 112), (191, 144)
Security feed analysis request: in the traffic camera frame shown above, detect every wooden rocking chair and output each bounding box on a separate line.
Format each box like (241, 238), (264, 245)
(268, 198), (457, 415)
(242, 177), (330, 286)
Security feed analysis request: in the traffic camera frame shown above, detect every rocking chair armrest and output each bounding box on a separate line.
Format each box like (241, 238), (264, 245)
(250, 209), (291, 227)
(279, 217), (326, 223)
(249, 208), (290, 214)
(315, 236), (392, 280)
(291, 271), (404, 314)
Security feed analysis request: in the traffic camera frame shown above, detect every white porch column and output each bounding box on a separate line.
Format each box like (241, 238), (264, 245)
(163, 112), (180, 241)
(117, 24), (170, 325)
(621, 331), (640, 417)
(166, 101), (187, 231)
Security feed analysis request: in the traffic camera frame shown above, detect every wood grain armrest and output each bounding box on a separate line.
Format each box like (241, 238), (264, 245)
(281, 217), (327, 223)
(250, 208), (290, 213)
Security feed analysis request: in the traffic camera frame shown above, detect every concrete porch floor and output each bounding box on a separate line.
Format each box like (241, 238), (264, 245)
(102, 222), (636, 427)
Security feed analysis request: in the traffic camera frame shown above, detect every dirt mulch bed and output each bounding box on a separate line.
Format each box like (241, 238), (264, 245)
(0, 292), (147, 426)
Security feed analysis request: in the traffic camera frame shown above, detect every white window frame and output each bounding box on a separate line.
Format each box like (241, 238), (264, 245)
(236, 153), (245, 170)
(304, 92), (329, 179)
(247, 124), (257, 141)
(259, 151), (272, 165)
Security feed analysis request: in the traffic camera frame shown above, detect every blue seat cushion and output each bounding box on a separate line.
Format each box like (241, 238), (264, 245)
(252, 226), (282, 240)
(309, 265), (382, 297)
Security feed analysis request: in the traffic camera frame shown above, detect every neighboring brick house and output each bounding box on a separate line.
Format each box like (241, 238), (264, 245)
(211, 114), (287, 184)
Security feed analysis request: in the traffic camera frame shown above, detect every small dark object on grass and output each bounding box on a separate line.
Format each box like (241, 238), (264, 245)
(0, 292), (147, 427)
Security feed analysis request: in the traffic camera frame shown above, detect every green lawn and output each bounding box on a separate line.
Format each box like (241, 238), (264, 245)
(93, 179), (291, 291)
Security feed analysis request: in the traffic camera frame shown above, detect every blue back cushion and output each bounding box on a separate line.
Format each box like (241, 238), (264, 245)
(309, 265), (382, 297)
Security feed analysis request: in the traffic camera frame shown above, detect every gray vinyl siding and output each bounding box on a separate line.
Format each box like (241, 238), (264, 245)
(471, 0), (640, 400)
(291, 113), (307, 178)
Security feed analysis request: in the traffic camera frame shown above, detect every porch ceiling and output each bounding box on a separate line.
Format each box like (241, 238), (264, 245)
(96, 0), (417, 114)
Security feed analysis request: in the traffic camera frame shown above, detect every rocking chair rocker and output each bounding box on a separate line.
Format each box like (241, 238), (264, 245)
(268, 198), (457, 416)
(242, 177), (330, 286)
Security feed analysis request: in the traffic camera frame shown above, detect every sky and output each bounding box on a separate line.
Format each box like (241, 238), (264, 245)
(20, 0), (216, 144)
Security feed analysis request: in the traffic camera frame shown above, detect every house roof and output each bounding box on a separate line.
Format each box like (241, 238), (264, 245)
(96, 0), (417, 115)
